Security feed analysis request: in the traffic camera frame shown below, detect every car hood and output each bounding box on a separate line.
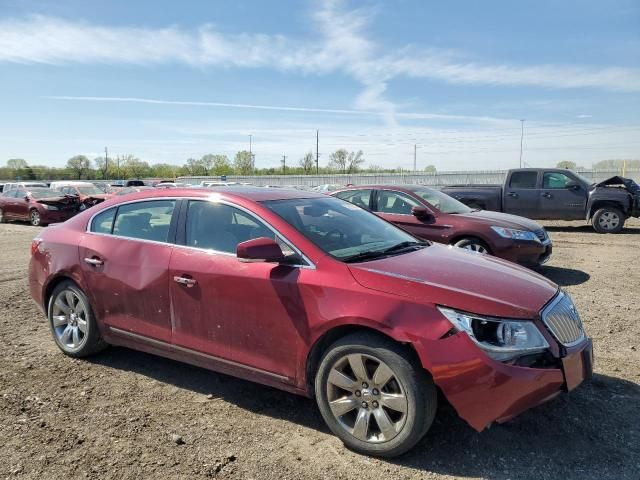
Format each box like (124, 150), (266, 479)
(36, 196), (79, 207)
(453, 210), (544, 231)
(348, 243), (558, 319)
(595, 176), (640, 196)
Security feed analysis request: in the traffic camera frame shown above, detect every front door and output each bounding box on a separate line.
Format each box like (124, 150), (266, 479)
(169, 199), (307, 380)
(538, 171), (587, 220)
(502, 171), (541, 218)
(79, 199), (177, 342)
(373, 189), (441, 241)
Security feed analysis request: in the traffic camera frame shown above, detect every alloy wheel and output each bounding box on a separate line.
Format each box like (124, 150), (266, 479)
(30, 210), (41, 226)
(598, 211), (619, 231)
(51, 289), (88, 350)
(461, 243), (488, 254)
(326, 353), (408, 443)
(0, 208), (4, 222)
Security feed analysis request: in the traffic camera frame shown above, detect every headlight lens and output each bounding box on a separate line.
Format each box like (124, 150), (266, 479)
(43, 205), (59, 211)
(437, 307), (549, 361)
(491, 226), (539, 242)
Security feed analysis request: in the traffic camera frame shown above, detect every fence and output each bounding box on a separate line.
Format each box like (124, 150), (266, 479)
(177, 168), (640, 188)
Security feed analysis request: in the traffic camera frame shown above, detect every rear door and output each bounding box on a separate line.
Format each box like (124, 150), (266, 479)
(168, 199), (308, 380)
(79, 199), (178, 343)
(0, 190), (18, 218)
(14, 189), (30, 219)
(538, 171), (587, 220)
(502, 171), (541, 218)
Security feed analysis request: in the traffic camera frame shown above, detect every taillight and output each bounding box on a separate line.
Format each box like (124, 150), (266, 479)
(31, 238), (43, 256)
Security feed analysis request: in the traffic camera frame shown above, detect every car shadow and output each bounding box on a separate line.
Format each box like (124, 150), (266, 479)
(544, 224), (640, 235)
(88, 348), (640, 479)
(536, 265), (591, 286)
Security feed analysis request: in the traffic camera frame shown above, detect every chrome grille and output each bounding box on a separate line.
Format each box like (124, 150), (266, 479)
(534, 229), (547, 242)
(542, 293), (585, 346)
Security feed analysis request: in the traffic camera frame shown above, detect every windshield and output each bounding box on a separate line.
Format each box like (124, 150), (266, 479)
(77, 186), (104, 195)
(263, 197), (424, 262)
(29, 188), (62, 199)
(409, 187), (472, 214)
(573, 172), (595, 186)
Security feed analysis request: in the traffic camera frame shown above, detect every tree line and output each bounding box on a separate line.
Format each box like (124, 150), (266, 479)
(0, 150), (438, 180)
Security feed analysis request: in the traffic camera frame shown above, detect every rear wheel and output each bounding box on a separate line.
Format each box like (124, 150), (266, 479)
(0, 208), (5, 223)
(314, 333), (437, 457)
(30, 209), (42, 227)
(453, 237), (490, 254)
(48, 281), (107, 357)
(592, 207), (624, 234)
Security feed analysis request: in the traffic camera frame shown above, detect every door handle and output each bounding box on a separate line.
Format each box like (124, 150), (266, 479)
(173, 276), (197, 287)
(542, 192), (552, 198)
(84, 257), (104, 266)
(507, 192), (519, 198)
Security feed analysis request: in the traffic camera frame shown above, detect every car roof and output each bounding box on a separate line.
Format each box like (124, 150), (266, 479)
(334, 184), (434, 193)
(113, 186), (326, 202)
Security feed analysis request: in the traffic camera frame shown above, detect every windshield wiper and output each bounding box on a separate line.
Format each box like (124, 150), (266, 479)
(342, 241), (427, 264)
(381, 240), (428, 254)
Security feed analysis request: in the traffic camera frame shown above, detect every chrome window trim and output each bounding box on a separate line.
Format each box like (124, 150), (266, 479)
(185, 198), (316, 269)
(84, 195), (316, 269)
(109, 327), (290, 382)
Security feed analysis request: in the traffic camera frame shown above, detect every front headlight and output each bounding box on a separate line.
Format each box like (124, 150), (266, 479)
(491, 226), (538, 242)
(438, 307), (549, 361)
(43, 205), (59, 211)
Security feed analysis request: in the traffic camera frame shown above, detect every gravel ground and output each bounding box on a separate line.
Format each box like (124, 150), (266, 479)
(1, 219), (639, 480)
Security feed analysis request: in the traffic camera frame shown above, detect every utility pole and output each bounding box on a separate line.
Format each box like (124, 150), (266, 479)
(282, 155), (287, 175)
(413, 144), (417, 172)
(519, 119), (525, 168)
(249, 134), (253, 174)
(316, 130), (319, 175)
(104, 147), (108, 180)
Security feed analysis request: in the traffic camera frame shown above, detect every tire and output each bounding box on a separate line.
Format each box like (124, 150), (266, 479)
(47, 281), (107, 357)
(592, 207), (625, 234)
(453, 237), (491, 254)
(30, 209), (43, 227)
(314, 332), (437, 457)
(0, 208), (5, 223)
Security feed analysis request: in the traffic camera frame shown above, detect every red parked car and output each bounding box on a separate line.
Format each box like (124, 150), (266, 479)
(332, 185), (552, 267)
(0, 187), (80, 226)
(29, 188), (592, 457)
(54, 183), (114, 209)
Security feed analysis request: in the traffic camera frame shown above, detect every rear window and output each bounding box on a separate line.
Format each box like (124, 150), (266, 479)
(112, 200), (176, 243)
(90, 208), (116, 234)
(509, 171), (538, 189)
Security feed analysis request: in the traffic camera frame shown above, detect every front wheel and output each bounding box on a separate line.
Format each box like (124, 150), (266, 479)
(314, 333), (437, 457)
(453, 237), (490, 254)
(48, 281), (107, 357)
(592, 207), (624, 234)
(30, 209), (43, 227)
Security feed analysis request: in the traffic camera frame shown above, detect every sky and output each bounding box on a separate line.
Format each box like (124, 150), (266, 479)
(0, 0), (639, 171)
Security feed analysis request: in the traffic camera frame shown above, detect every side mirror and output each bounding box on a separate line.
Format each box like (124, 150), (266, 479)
(411, 206), (434, 221)
(237, 237), (285, 263)
(24, 195), (30, 201)
(566, 181), (580, 191)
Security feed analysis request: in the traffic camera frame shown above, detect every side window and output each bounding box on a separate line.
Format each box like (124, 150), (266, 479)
(376, 190), (420, 215)
(334, 189), (372, 210)
(112, 200), (176, 242)
(90, 208), (116, 234)
(186, 201), (275, 254)
(543, 172), (572, 189)
(509, 171), (538, 189)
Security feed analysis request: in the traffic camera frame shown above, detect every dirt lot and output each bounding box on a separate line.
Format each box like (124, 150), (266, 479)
(1, 219), (639, 480)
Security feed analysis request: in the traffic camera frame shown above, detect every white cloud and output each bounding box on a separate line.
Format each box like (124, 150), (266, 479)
(0, 4), (638, 99)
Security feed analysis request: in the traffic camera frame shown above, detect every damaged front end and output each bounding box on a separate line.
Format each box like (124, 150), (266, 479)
(37, 195), (83, 214)
(594, 176), (640, 217)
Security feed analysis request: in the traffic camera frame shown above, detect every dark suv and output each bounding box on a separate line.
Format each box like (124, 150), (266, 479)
(332, 185), (552, 267)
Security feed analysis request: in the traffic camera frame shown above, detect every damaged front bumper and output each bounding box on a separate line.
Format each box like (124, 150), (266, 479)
(415, 332), (593, 431)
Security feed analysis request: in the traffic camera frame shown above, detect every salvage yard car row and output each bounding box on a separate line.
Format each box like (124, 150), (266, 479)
(26, 184), (593, 457)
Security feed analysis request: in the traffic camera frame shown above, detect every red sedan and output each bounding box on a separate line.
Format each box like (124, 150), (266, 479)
(29, 187), (592, 456)
(0, 187), (80, 226)
(332, 185), (552, 267)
